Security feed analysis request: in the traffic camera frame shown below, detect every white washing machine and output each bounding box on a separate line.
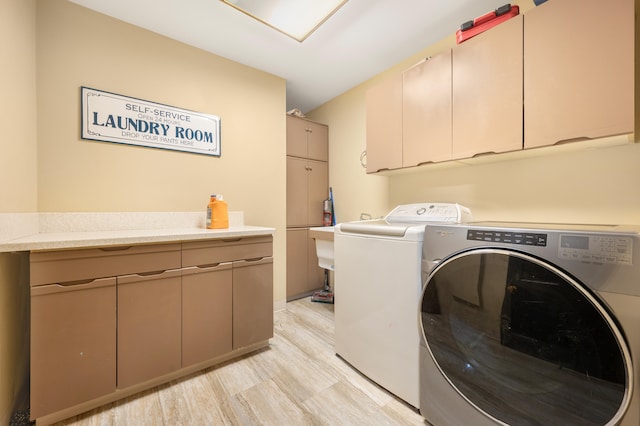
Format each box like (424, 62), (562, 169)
(419, 222), (640, 425)
(334, 203), (471, 408)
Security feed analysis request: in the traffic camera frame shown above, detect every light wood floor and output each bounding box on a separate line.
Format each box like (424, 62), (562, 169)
(52, 297), (426, 425)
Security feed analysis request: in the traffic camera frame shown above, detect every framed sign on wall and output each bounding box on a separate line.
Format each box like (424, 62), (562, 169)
(81, 87), (221, 156)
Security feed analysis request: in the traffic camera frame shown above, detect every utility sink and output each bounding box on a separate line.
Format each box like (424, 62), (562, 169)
(309, 226), (334, 271)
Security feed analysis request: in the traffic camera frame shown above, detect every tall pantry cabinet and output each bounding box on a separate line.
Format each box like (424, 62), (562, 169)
(286, 114), (328, 301)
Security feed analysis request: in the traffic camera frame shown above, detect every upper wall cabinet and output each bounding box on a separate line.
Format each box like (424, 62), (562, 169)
(365, 74), (403, 173)
(524, 0), (634, 148)
(286, 115), (328, 161)
(452, 14), (523, 159)
(403, 50), (453, 167)
(365, 0), (635, 174)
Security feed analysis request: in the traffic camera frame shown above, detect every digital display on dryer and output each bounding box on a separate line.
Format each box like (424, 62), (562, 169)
(560, 235), (589, 250)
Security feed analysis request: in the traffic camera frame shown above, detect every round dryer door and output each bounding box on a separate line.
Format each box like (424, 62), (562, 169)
(420, 248), (632, 425)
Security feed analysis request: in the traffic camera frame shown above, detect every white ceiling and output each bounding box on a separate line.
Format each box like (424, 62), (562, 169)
(69, 0), (513, 113)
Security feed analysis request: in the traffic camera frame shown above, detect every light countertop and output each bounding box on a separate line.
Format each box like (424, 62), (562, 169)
(0, 211), (274, 252)
(0, 226), (274, 252)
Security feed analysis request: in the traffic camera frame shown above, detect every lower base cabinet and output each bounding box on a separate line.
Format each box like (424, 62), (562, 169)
(29, 236), (273, 423)
(233, 257), (274, 348)
(182, 263), (233, 367)
(30, 278), (116, 419)
(286, 228), (324, 301)
(117, 269), (182, 389)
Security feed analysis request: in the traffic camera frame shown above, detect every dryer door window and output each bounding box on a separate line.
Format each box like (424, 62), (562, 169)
(420, 249), (632, 425)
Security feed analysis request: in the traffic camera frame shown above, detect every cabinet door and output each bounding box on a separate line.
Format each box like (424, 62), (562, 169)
(233, 257), (274, 349)
(182, 264), (233, 367)
(287, 157), (309, 227)
(366, 74), (403, 173)
(306, 120), (328, 162)
(287, 157), (328, 227)
(30, 278), (116, 419)
(286, 115), (328, 161)
(117, 269), (182, 389)
(286, 229), (324, 301)
(524, 0), (633, 148)
(307, 159), (328, 226)
(452, 15), (523, 159)
(286, 229), (308, 300)
(403, 50), (453, 167)
(286, 114), (308, 158)
(307, 230), (325, 291)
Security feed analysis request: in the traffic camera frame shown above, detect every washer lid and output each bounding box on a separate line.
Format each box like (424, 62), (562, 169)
(335, 203), (471, 239)
(338, 220), (409, 237)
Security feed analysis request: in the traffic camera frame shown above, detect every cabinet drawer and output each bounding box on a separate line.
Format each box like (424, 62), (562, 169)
(30, 243), (181, 286)
(182, 236), (273, 266)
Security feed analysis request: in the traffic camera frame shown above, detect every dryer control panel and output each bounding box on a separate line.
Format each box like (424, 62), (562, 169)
(558, 234), (633, 266)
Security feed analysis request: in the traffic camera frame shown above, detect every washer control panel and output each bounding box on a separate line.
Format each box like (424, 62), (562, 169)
(558, 234), (633, 265)
(385, 203), (472, 223)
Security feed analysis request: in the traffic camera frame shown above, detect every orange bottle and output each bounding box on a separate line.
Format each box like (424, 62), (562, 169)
(206, 194), (229, 229)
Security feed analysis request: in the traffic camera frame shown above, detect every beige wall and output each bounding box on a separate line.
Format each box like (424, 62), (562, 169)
(1, 0), (37, 213)
(310, 0), (640, 226)
(1, 1), (288, 420)
(1, 0), (36, 423)
(36, 0), (287, 301)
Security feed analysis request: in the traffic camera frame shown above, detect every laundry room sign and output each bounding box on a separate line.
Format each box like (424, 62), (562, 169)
(81, 87), (221, 156)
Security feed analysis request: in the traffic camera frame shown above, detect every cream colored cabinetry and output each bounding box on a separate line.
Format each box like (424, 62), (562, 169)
(402, 50), (453, 166)
(117, 269), (182, 388)
(286, 115), (328, 300)
(286, 114), (328, 161)
(366, 0), (632, 173)
(286, 157), (328, 227)
(182, 236), (274, 351)
(30, 278), (116, 419)
(524, 0), (634, 148)
(452, 14), (523, 159)
(365, 74), (403, 172)
(367, 16), (522, 170)
(30, 237), (272, 422)
(29, 243), (181, 419)
(286, 228), (324, 300)
(181, 263), (233, 367)
(233, 257), (274, 347)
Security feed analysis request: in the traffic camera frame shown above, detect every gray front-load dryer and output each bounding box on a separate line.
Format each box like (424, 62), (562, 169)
(419, 222), (640, 425)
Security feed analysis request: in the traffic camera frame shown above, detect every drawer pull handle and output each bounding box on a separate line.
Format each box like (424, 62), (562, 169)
(137, 270), (167, 277)
(197, 263), (222, 269)
(472, 151), (497, 158)
(553, 136), (591, 145)
(58, 279), (95, 286)
(99, 246), (133, 252)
